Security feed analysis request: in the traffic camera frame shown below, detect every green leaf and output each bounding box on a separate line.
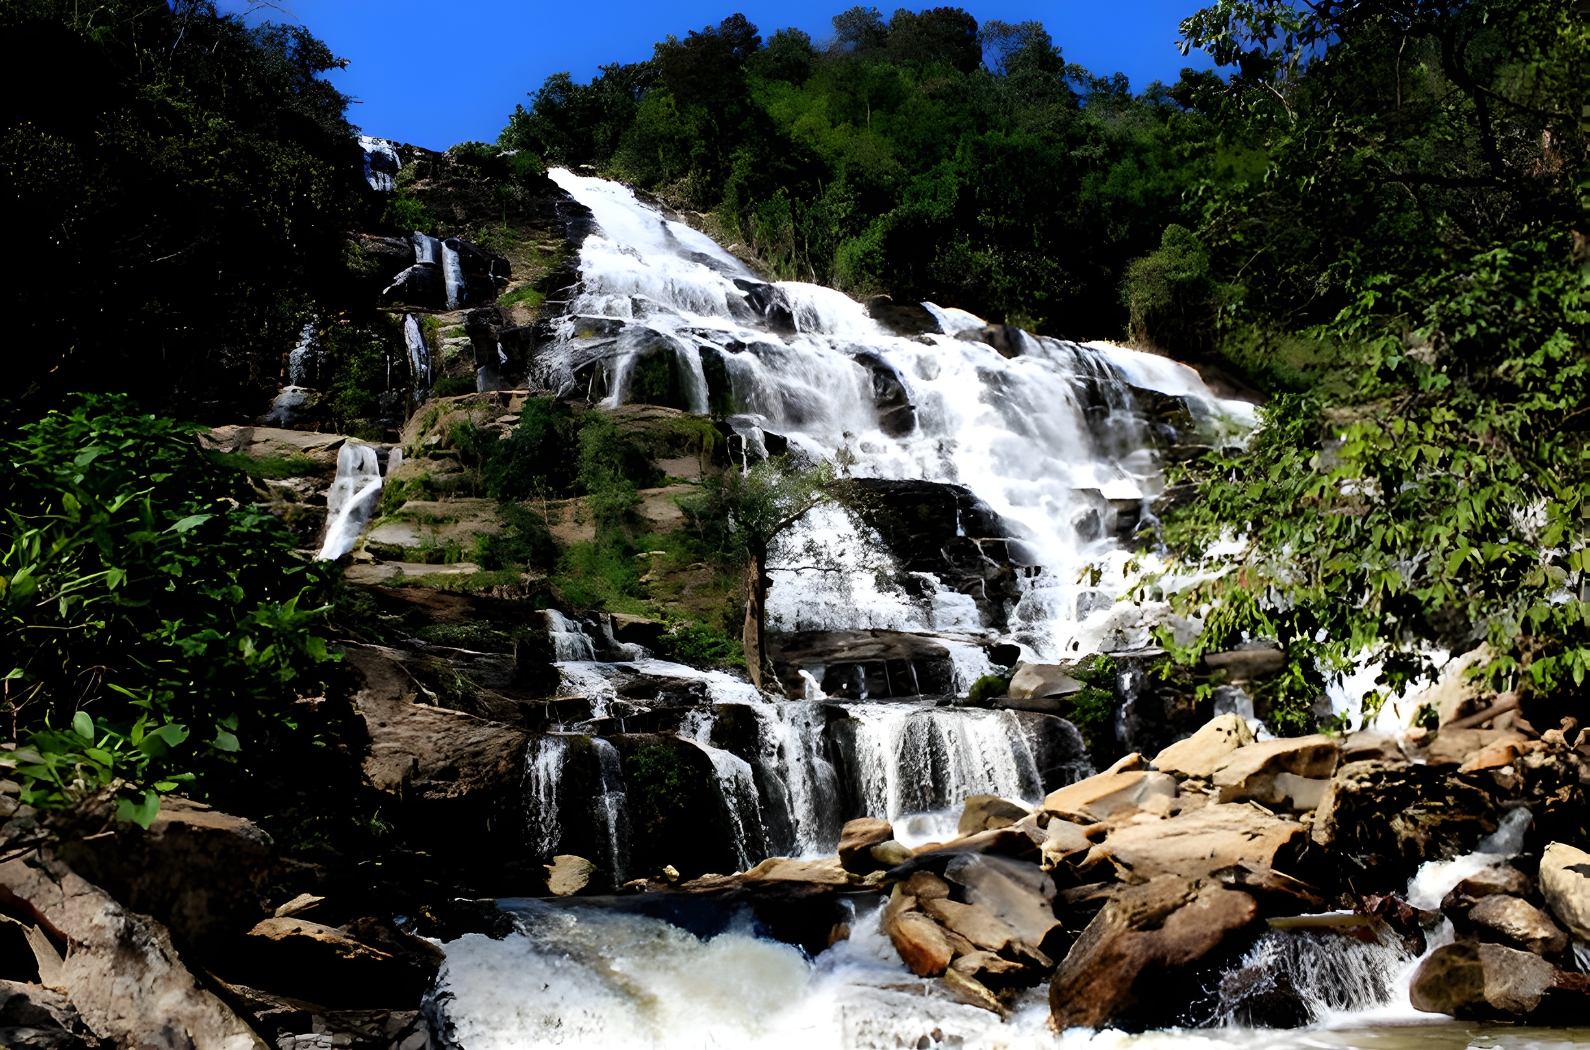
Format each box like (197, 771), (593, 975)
(116, 791), (161, 829)
(84, 747), (115, 767)
(211, 729), (240, 753)
(72, 711), (94, 742)
(168, 514), (213, 534)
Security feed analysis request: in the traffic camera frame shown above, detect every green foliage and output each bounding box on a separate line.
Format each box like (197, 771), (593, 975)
(476, 503), (559, 573)
(649, 619), (744, 669)
(382, 190), (436, 234)
(433, 376), (478, 398)
(1057, 655), (1118, 754)
(1123, 225), (1218, 356)
(626, 743), (697, 838)
(207, 452), (324, 480)
(6, 0), (365, 415)
(966, 674), (1010, 706)
(0, 395), (338, 819)
(498, 284), (547, 309)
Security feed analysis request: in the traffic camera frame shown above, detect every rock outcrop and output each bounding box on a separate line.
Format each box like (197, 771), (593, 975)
(1540, 841), (1590, 943)
(1410, 942), (1589, 1020)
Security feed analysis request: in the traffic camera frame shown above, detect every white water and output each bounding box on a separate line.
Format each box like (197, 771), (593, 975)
(542, 169), (1255, 658)
(404, 312), (432, 402)
(317, 443), (383, 560)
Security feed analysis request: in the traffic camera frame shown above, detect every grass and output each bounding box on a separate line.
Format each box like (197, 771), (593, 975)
(499, 284), (546, 309)
(210, 451), (326, 479)
(394, 568), (528, 593)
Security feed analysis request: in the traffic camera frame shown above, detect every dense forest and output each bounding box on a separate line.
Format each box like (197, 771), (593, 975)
(2, 0), (1587, 816)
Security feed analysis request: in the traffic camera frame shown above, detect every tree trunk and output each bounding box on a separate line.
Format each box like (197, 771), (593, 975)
(742, 542), (768, 690)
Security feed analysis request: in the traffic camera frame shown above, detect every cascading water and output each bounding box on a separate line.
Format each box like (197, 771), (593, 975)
(680, 709), (768, 870)
(404, 312), (432, 403)
(317, 443), (383, 561)
(590, 738), (631, 884)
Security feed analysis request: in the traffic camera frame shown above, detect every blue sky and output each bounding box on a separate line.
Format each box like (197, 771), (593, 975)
(238, 2), (1214, 149)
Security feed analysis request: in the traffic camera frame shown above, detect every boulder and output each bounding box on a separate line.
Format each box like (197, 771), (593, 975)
(902, 871), (951, 900)
(837, 818), (895, 874)
(951, 950), (1034, 988)
(0, 980), (98, 1050)
(870, 840), (914, 868)
(1453, 865), (1533, 900)
(55, 796), (278, 960)
(1202, 647), (1286, 680)
(882, 896), (952, 977)
(1410, 942), (1589, 1019)
(1422, 728), (1528, 769)
(957, 795), (1030, 835)
(920, 898), (1044, 963)
(0, 850), (266, 1050)
(1008, 663), (1083, 701)
(944, 854), (1059, 953)
(1209, 734), (1340, 809)
(1152, 714), (1254, 780)
(1042, 768), (1177, 822)
(738, 856), (853, 886)
(1340, 732), (1402, 763)
(233, 915), (442, 1009)
(1467, 895), (1568, 956)
(1049, 877), (1260, 1030)
(545, 855), (598, 897)
(1038, 820), (1093, 870)
(1540, 841), (1590, 942)
(940, 969), (1006, 1015)
(1101, 803), (1306, 882)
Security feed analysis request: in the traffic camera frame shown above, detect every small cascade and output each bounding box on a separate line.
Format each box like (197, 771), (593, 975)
(832, 705), (1043, 821)
(744, 701), (844, 856)
(1201, 929), (1414, 1027)
(590, 738), (631, 884)
(404, 312), (431, 403)
(545, 610), (598, 661)
(523, 735), (569, 860)
(680, 710), (767, 871)
(442, 240), (465, 310)
(317, 444), (383, 561)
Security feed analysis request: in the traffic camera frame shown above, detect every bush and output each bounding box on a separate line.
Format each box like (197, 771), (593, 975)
(0, 395), (339, 823)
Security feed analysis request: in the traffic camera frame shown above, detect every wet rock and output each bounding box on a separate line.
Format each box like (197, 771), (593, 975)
(1049, 876), (1260, 1030)
(1101, 803), (1306, 881)
(865, 295), (941, 336)
(1042, 766), (1178, 822)
(1202, 646), (1285, 680)
(1210, 861), (1326, 914)
(941, 968), (1006, 1015)
(0, 849), (266, 1050)
(54, 796), (278, 960)
(235, 915), (442, 1009)
(957, 795), (1030, 835)
(1008, 664), (1082, 701)
(1008, 712), (1095, 793)
(838, 818), (895, 875)
(920, 898), (1045, 964)
(1152, 714), (1254, 780)
(1409, 942), (1590, 1019)
(1467, 895), (1568, 956)
(944, 854), (1059, 953)
(1540, 841), (1590, 942)
(1340, 732), (1402, 763)
(769, 630), (957, 700)
(903, 871), (951, 900)
(883, 895), (953, 976)
(955, 324), (1027, 358)
(0, 981), (98, 1050)
(545, 855), (598, 897)
(870, 840), (914, 868)
(1444, 864), (1533, 904)
(608, 613), (665, 648)
(1210, 734), (1339, 809)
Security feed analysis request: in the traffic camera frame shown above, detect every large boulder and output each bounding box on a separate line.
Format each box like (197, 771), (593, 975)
(1540, 841), (1590, 942)
(956, 796), (1030, 835)
(1100, 804), (1307, 881)
(1410, 942), (1589, 1019)
(54, 797), (278, 961)
(1049, 876), (1260, 1030)
(0, 850), (267, 1050)
(1008, 664), (1083, 701)
(1042, 765), (1177, 822)
(1422, 728), (1529, 769)
(943, 854), (1059, 953)
(1209, 734), (1340, 810)
(837, 818), (894, 875)
(1152, 714), (1254, 780)
(1466, 895), (1568, 956)
(882, 893), (953, 977)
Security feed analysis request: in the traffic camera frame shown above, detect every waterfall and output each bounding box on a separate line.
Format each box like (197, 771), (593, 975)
(545, 610), (598, 661)
(831, 705), (1043, 823)
(404, 312), (431, 403)
(524, 735), (569, 860)
(590, 738), (631, 884)
(542, 168), (1255, 658)
(317, 443), (383, 561)
(1202, 930), (1414, 1028)
(442, 240), (466, 310)
(680, 709), (767, 871)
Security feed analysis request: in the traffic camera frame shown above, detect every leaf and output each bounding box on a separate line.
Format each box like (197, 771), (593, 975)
(211, 729), (240, 753)
(85, 747), (115, 767)
(116, 791), (161, 829)
(72, 711), (94, 743)
(168, 514), (213, 534)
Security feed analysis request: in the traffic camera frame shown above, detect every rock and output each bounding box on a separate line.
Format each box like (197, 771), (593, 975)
(902, 871), (951, 900)
(1038, 820), (1093, 869)
(1340, 732), (1402, 763)
(1203, 646), (1286, 680)
(274, 893), (326, 919)
(608, 613), (665, 648)
(1410, 942), (1589, 1019)
(957, 795), (1031, 835)
(1008, 663), (1083, 701)
(864, 295), (942, 336)
(837, 818), (895, 874)
(920, 898), (1042, 962)
(1101, 803), (1306, 881)
(940, 968), (1006, 1015)
(54, 796), (279, 960)
(944, 854), (1059, 953)
(545, 855), (598, 896)
(0, 849), (267, 1050)
(950, 950), (1036, 989)
(738, 856), (853, 886)
(1453, 865), (1534, 901)
(869, 840), (914, 868)
(1422, 728), (1528, 769)
(1209, 734), (1340, 809)
(1049, 876), (1260, 1030)
(235, 915), (440, 1009)
(1211, 861), (1326, 913)
(1467, 895), (1568, 956)
(882, 897), (953, 976)
(1042, 768), (1178, 822)
(1424, 645), (1495, 726)
(1458, 737), (1529, 773)
(1152, 714), (1255, 779)
(1540, 841), (1590, 942)
(0, 980), (98, 1050)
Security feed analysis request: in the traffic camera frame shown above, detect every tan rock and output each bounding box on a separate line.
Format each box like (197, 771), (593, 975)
(740, 856), (853, 885)
(870, 840), (915, 868)
(1152, 714), (1254, 779)
(947, 854), (1060, 952)
(1422, 728), (1527, 769)
(1039, 820), (1093, 870)
(1458, 738), (1530, 773)
(957, 794), (1031, 835)
(1203, 647), (1286, 679)
(1340, 732), (1402, 763)
(1540, 842), (1590, 942)
(1410, 942), (1587, 1017)
(838, 817), (895, 873)
(0, 850), (265, 1050)
(1008, 663), (1083, 700)
(883, 899), (953, 976)
(1210, 735), (1340, 809)
(545, 855), (599, 896)
(1101, 803), (1307, 881)
(921, 898), (1046, 964)
(1049, 877), (1260, 1029)
(1469, 895), (1568, 956)
(1423, 645), (1494, 726)
(941, 968), (1006, 1015)
(951, 949), (1032, 985)
(1043, 769), (1178, 822)
(902, 871), (951, 900)
(1455, 865), (1533, 900)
